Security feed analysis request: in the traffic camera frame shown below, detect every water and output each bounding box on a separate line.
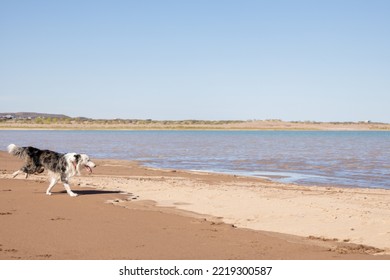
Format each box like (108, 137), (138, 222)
(0, 130), (389, 189)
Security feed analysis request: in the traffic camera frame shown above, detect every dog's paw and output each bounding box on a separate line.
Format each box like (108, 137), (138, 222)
(69, 192), (78, 197)
(46, 192), (52, 196)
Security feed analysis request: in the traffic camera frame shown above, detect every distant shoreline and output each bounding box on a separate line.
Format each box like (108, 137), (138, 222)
(1, 119), (390, 131)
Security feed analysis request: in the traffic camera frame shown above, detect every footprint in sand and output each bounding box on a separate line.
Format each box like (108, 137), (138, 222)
(4, 249), (18, 253)
(0, 212), (12, 215)
(36, 254), (52, 259)
(50, 217), (68, 221)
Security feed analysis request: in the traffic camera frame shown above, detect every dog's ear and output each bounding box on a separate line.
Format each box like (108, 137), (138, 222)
(74, 154), (81, 163)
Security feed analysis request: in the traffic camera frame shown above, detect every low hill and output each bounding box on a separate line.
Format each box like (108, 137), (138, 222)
(0, 112), (70, 119)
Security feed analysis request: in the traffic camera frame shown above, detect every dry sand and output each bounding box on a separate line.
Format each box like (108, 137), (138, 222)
(0, 151), (389, 260)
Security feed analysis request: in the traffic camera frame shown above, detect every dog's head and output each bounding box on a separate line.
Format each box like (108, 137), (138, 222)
(76, 154), (96, 174)
(66, 153), (96, 175)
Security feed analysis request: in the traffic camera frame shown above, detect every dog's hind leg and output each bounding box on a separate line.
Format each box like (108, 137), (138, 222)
(46, 176), (59, 196)
(13, 164), (37, 179)
(12, 170), (23, 178)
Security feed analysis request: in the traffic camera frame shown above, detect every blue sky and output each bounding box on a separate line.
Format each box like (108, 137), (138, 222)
(1, 0), (389, 122)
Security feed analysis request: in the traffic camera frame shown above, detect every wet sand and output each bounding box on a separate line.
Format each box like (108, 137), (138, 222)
(0, 151), (389, 260)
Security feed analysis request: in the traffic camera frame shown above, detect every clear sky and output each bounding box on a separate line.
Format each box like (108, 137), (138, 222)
(1, 0), (389, 122)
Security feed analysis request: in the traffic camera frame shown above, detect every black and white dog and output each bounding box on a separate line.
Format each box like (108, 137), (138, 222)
(7, 144), (96, 197)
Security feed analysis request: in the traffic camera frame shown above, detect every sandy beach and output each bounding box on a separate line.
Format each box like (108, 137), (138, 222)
(0, 151), (389, 260)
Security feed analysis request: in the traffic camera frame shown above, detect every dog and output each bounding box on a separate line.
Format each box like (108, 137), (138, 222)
(7, 144), (96, 197)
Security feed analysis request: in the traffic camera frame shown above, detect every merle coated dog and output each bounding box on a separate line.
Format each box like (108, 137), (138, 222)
(7, 144), (96, 197)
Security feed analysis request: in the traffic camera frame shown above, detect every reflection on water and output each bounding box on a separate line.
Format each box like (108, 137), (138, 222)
(0, 130), (389, 189)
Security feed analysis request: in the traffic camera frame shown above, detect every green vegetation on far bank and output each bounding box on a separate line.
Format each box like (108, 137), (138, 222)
(1, 117), (390, 131)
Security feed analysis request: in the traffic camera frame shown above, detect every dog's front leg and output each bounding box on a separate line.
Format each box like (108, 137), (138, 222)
(62, 180), (78, 197)
(46, 177), (59, 195)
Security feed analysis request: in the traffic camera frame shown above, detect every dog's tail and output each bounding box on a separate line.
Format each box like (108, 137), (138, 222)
(7, 144), (27, 159)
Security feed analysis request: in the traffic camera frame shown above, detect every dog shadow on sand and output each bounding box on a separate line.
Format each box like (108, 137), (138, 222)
(57, 190), (122, 196)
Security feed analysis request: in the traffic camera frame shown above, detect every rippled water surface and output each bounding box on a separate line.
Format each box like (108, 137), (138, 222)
(1, 130), (389, 189)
